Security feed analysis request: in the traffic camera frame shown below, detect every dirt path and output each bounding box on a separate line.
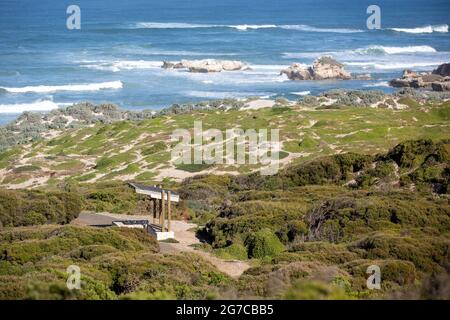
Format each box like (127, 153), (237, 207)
(158, 220), (251, 278)
(73, 212), (250, 278)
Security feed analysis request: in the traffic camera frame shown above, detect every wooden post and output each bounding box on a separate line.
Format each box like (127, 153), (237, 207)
(167, 191), (171, 232)
(152, 198), (157, 224)
(160, 190), (165, 231)
(147, 197), (152, 224)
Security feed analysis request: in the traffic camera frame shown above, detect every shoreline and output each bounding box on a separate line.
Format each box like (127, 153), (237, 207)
(2, 59), (449, 124)
(1, 87), (449, 126)
(0, 87), (449, 188)
(1, 88), (449, 150)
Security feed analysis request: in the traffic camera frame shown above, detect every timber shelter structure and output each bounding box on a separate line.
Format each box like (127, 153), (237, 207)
(128, 182), (179, 239)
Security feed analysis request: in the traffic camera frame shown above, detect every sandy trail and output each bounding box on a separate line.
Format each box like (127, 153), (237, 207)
(73, 212), (250, 278)
(243, 99), (275, 110)
(159, 220), (251, 278)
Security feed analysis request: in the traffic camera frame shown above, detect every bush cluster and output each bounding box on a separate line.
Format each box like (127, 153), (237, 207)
(0, 189), (83, 227)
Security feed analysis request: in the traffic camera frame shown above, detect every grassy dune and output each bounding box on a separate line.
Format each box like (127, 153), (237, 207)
(0, 97), (449, 188)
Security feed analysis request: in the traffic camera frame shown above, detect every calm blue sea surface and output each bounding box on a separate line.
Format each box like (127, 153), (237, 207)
(0, 0), (449, 124)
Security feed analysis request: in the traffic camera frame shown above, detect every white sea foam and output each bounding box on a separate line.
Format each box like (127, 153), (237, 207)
(0, 100), (72, 113)
(80, 62), (121, 72)
(81, 60), (162, 72)
(1, 81), (123, 93)
(354, 45), (437, 55)
(345, 61), (443, 70)
(279, 24), (364, 33)
(282, 45), (449, 72)
(250, 64), (301, 71)
(134, 22), (218, 29)
(290, 91), (311, 96)
(185, 90), (272, 99)
(130, 49), (236, 56)
(283, 45), (438, 59)
(362, 81), (390, 88)
(165, 64), (289, 85)
(388, 24), (448, 34)
(132, 22), (364, 33)
(111, 60), (161, 70)
(230, 24), (277, 31)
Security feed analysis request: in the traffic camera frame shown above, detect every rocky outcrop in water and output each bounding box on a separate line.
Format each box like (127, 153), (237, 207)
(389, 63), (450, 91)
(280, 63), (312, 80)
(432, 63), (450, 77)
(162, 59), (249, 73)
(281, 57), (352, 80)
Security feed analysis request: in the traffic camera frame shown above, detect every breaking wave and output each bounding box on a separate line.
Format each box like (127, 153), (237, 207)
(344, 61), (443, 70)
(290, 91), (311, 96)
(387, 24), (448, 34)
(278, 24), (363, 33)
(132, 22), (364, 33)
(80, 60), (162, 72)
(353, 45), (437, 55)
(0, 100), (72, 113)
(283, 45), (438, 59)
(362, 81), (390, 88)
(1, 81), (123, 93)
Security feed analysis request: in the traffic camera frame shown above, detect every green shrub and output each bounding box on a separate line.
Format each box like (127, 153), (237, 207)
(142, 141), (166, 156)
(345, 259), (416, 289)
(0, 189), (83, 227)
(245, 228), (284, 259)
(95, 153), (135, 171)
(352, 233), (449, 273)
(382, 260), (416, 285)
(22, 211), (46, 226)
(13, 165), (41, 173)
(384, 139), (436, 169)
(277, 221), (308, 244)
(286, 242), (360, 265)
(215, 243), (248, 260)
(284, 280), (353, 300)
(176, 163), (213, 173)
(281, 152), (372, 187)
(81, 182), (140, 214)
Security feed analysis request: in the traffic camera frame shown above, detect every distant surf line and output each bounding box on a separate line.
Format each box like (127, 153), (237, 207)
(0, 81), (123, 94)
(131, 22), (448, 34)
(132, 22), (364, 33)
(0, 100), (73, 113)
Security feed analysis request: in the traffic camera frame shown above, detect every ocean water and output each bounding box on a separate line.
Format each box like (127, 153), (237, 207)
(0, 0), (449, 124)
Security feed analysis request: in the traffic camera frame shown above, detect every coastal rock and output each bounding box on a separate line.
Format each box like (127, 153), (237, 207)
(280, 63), (312, 80)
(162, 61), (175, 69)
(389, 63), (450, 91)
(281, 57), (352, 80)
(432, 63), (450, 77)
(431, 81), (450, 92)
(310, 57), (352, 80)
(161, 59), (248, 73)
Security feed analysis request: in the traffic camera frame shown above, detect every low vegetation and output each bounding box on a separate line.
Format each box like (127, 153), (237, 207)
(0, 225), (232, 300)
(0, 189), (83, 227)
(0, 92), (449, 300)
(180, 139), (450, 299)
